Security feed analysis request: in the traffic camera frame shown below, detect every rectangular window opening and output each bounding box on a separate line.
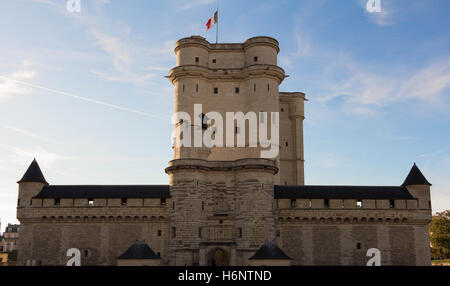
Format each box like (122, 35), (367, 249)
(324, 199), (330, 209)
(121, 198), (127, 206)
(290, 199), (296, 208)
(357, 200), (362, 208)
(389, 200), (395, 209)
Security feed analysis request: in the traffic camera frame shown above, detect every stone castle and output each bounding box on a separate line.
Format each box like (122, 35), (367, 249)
(16, 36), (432, 266)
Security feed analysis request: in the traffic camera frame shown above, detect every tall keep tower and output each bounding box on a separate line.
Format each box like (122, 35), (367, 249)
(165, 36), (305, 265)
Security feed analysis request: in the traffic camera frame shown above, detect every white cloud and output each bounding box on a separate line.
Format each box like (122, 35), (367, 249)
(0, 62), (38, 99)
(90, 29), (133, 73)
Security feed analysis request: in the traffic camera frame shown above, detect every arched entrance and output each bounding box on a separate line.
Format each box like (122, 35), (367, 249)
(208, 248), (229, 266)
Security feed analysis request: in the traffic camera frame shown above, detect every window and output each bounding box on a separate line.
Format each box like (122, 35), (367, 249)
(121, 198), (127, 206)
(202, 201), (205, 211)
(324, 199), (330, 209)
(84, 250), (89, 257)
(30, 199), (33, 206)
(254, 83), (256, 92)
(17, 199), (20, 207)
(160, 198), (166, 206)
(198, 227), (202, 238)
(0, 258), (3, 262)
(281, 108), (284, 112)
(88, 198), (94, 206)
(290, 199), (296, 208)
(428, 201), (431, 209)
(389, 200), (395, 209)
(157, 252), (161, 258)
(219, 220), (223, 224)
(357, 200), (362, 208)
(213, 87), (218, 94)
(285, 141), (288, 147)
(235, 87), (239, 94)
(238, 228), (243, 238)
(172, 227), (176, 238)
(55, 198), (60, 206)
(173, 201), (175, 209)
(195, 57), (199, 63)
(356, 243), (361, 250)
(309, 200), (312, 208)
(182, 84), (185, 93)
(254, 56), (258, 62)
(157, 230), (162, 237)
(267, 83), (270, 92)
(212, 59), (216, 63)
(196, 84), (198, 93)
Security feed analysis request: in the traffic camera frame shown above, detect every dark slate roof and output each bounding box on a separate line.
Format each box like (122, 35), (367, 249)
(249, 241), (291, 260)
(402, 163), (431, 186)
(274, 185), (414, 200)
(17, 159), (48, 185)
(34, 185), (170, 199)
(118, 241), (160, 260)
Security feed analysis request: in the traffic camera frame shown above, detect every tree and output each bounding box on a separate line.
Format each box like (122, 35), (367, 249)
(430, 210), (450, 259)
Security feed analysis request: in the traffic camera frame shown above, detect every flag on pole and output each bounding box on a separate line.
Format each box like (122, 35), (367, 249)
(206, 11), (218, 31)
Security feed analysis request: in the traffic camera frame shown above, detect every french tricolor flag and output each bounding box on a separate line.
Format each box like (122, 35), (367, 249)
(206, 11), (218, 31)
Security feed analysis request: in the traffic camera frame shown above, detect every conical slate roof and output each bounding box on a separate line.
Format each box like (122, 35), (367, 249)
(402, 163), (431, 186)
(249, 241), (292, 260)
(118, 241), (160, 260)
(17, 159), (48, 184)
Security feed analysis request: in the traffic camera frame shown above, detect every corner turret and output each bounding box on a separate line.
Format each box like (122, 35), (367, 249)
(17, 159), (48, 208)
(402, 163), (431, 210)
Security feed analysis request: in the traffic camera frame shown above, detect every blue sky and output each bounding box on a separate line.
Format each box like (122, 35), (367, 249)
(0, 0), (449, 227)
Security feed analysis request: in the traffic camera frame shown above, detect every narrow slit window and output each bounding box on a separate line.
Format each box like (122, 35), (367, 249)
(356, 242), (361, 250)
(195, 57), (199, 63)
(121, 198), (127, 206)
(235, 87), (240, 94)
(157, 230), (162, 237)
(182, 84), (185, 93)
(213, 87), (218, 94)
(254, 83), (256, 92)
(254, 56), (258, 62)
(161, 198), (166, 206)
(324, 199), (330, 209)
(196, 84), (198, 93)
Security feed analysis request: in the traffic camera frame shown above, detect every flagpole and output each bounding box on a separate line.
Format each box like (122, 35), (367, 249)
(216, 8), (219, 44)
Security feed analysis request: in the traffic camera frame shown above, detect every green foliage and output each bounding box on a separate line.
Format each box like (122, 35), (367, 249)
(430, 210), (450, 259)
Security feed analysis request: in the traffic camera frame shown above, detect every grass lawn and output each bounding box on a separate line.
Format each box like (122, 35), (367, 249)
(432, 259), (450, 265)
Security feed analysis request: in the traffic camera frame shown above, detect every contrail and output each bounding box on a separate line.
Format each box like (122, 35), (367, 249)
(0, 75), (170, 121)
